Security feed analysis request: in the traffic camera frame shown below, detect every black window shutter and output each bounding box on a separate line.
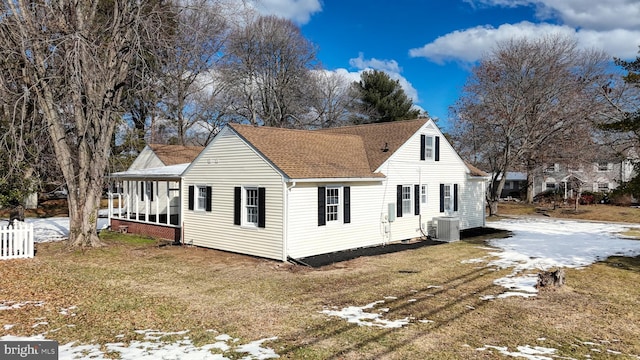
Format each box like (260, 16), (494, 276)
(149, 182), (154, 202)
(205, 186), (212, 212)
(140, 182), (145, 201)
(435, 136), (440, 161)
(258, 187), (266, 228)
(318, 187), (326, 226)
(439, 184), (445, 213)
(396, 185), (403, 217)
(188, 185), (194, 210)
(234, 187), (241, 225)
(454, 184), (459, 211)
(414, 184), (420, 215)
(420, 134), (426, 161)
(343, 186), (351, 224)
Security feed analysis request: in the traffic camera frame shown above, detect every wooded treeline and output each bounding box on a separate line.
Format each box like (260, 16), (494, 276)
(0, 0), (421, 246)
(449, 35), (640, 215)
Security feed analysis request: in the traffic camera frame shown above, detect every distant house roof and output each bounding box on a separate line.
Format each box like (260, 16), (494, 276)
(111, 163), (189, 179)
(492, 171), (527, 181)
(317, 119), (427, 171)
(465, 162), (489, 177)
(148, 144), (204, 166)
(230, 123), (388, 180)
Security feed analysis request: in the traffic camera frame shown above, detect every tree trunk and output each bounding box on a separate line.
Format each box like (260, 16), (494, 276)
(67, 178), (104, 247)
(525, 171), (535, 204)
(488, 199), (499, 216)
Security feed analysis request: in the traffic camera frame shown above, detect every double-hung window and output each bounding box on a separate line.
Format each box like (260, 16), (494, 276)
(402, 185), (412, 214)
(188, 185), (212, 212)
(245, 187), (259, 225)
(443, 185), (452, 212)
(233, 186), (265, 228)
(197, 186), (207, 211)
(421, 185), (427, 205)
(318, 186), (350, 226)
(420, 134), (440, 161)
(424, 136), (434, 160)
(439, 183), (458, 213)
(326, 187), (340, 222)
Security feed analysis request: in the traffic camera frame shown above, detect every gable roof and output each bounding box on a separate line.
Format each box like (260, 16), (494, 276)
(318, 119), (428, 171)
(148, 144), (204, 166)
(229, 124), (387, 180)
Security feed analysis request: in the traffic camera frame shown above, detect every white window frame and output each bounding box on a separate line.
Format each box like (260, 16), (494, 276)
(597, 162), (610, 172)
(598, 182), (609, 192)
(443, 184), (452, 212)
(244, 187), (259, 226)
(423, 135), (434, 160)
(421, 184), (427, 204)
(326, 187), (341, 223)
(402, 185), (412, 214)
(195, 185), (207, 211)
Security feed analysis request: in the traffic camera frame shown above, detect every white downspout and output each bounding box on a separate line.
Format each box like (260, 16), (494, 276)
(283, 181), (296, 262)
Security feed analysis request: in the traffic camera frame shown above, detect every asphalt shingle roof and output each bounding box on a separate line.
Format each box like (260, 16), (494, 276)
(229, 123), (407, 179)
(148, 144), (204, 166)
(318, 119), (428, 171)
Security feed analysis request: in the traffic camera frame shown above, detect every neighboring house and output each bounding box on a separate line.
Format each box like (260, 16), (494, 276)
(534, 159), (635, 198)
(109, 119), (488, 262)
(492, 172), (527, 199)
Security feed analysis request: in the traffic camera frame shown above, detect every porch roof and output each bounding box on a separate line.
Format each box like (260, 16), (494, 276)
(110, 163), (189, 180)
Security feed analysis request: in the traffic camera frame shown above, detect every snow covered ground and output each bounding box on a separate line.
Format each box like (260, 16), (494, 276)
(472, 217), (640, 299)
(3, 216), (640, 359)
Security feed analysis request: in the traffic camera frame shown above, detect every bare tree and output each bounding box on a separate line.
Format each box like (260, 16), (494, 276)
(306, 70), (355, 128)
(0, 0), (165, 246)
(155, 0), (230, 144)
(451, 35), (611, 215)
(221, 15), (319, 128)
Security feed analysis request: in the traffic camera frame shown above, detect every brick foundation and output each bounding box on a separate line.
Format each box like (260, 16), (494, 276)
(110, 219), (181, 242)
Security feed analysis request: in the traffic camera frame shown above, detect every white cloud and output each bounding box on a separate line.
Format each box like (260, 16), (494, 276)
(348, 52), (402, 74)
(409, 21), (640, 64)
(468, 0), (640, 31)
(247, 0), (321, 24)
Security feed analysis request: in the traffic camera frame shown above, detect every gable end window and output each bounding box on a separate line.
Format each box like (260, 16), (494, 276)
(420, 135), (440, 161)
(188, 185), (212, 212)
(318, 186), (350, 226)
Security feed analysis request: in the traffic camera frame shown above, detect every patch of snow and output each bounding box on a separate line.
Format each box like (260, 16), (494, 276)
(477, 344), (557, 360)
(3, 324), (14, 330)
(467, 218), (640, 298)
(320, 300), (411, 328)
(24, 217), (109, 243)
(0, 301), (45, 311)
(1, 330), (279, 360)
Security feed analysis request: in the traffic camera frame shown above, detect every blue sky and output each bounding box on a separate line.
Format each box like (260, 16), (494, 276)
(250, 0), (640, 130)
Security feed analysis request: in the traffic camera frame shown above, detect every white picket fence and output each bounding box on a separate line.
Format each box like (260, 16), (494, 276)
(0, 221), (34, 260)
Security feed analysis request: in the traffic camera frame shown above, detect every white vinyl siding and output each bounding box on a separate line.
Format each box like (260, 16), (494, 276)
(287, 182), (383, 259)
(182, 130), (284, 261)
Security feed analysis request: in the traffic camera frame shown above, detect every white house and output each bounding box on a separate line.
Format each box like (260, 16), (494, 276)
(109, 119), (488, 261)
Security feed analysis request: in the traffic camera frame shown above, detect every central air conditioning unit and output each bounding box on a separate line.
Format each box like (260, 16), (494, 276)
(433, 217), (460, 242)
